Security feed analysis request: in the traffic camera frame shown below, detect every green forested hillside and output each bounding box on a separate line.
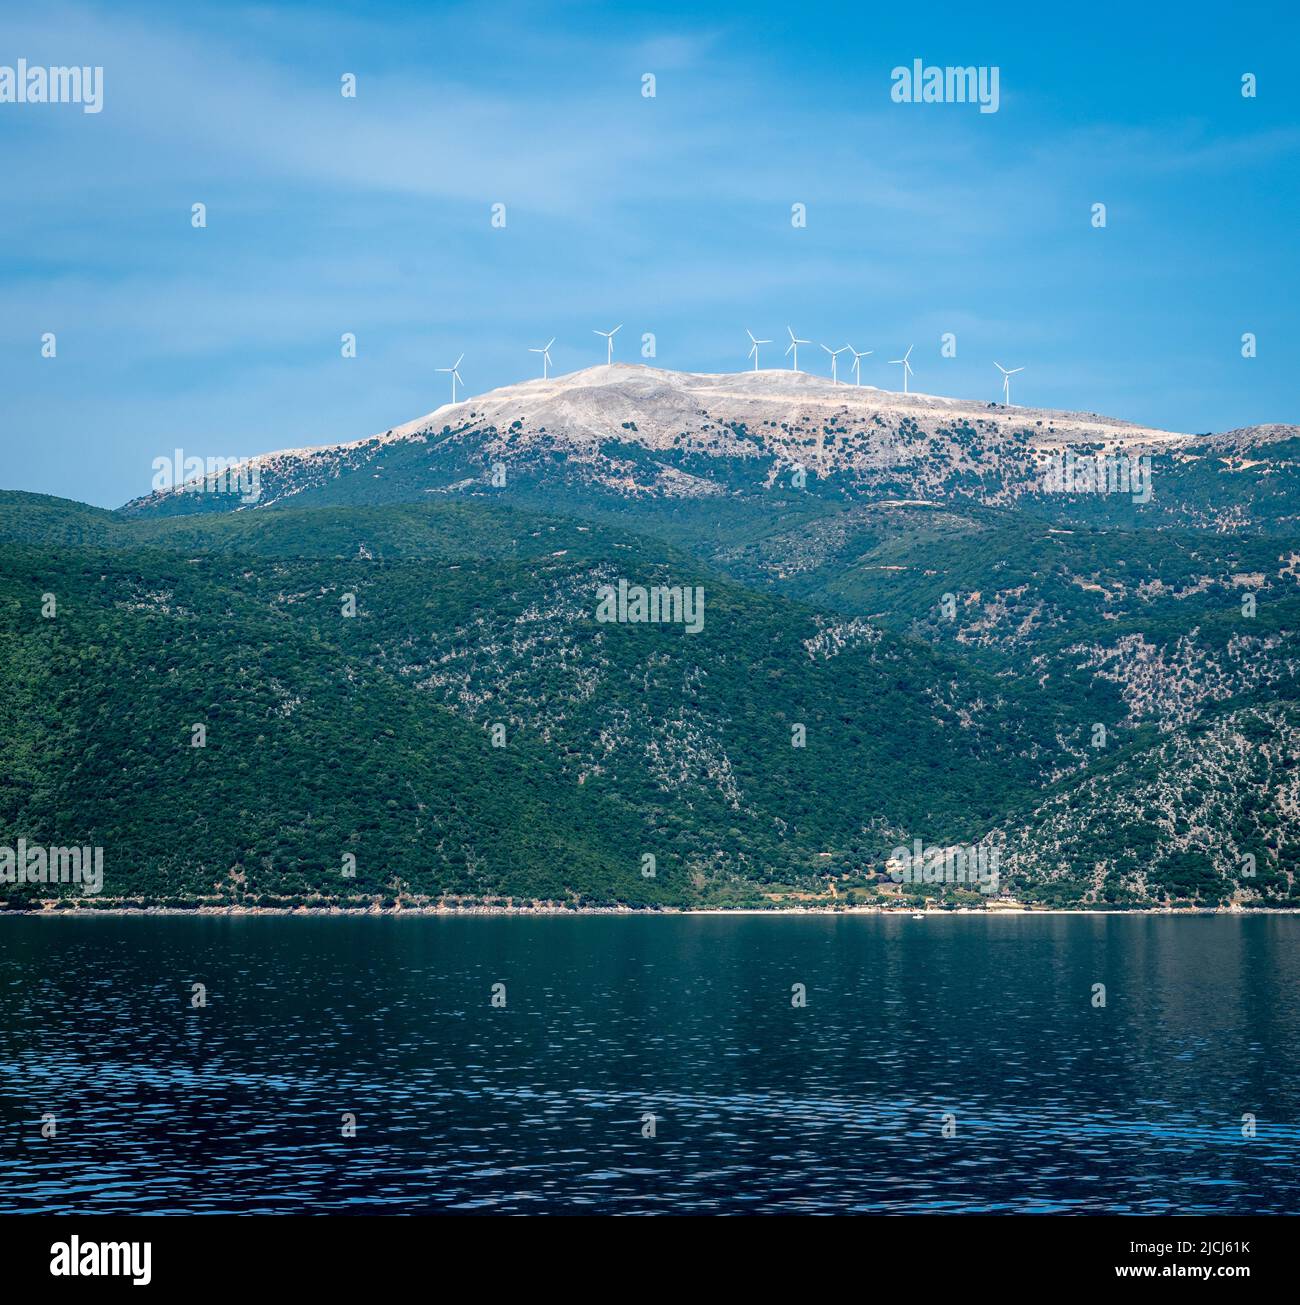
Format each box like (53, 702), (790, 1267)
(0, 533), (1064, 906)
(2, 491), (1297, 908)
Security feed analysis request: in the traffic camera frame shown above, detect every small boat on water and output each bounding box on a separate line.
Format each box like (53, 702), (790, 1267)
(911, 912), (925, 920)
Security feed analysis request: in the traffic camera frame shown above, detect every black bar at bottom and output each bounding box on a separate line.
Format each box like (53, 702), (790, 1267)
(0, 1214), (1284, 1290)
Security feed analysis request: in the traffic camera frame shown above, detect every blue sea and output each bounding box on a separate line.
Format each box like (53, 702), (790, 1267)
(2, 913), (1297, 1214)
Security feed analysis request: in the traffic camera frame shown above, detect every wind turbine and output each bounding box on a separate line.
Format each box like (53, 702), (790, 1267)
(848, 346), (873, 386)
(889, 345), (914, 394)
(529, 337), (556, 379)
(820, 343), (849, 384)
(785, 326), (810, 372)
(437, 353), (465, 403)
(746, 329), (772, 371)
(594, 324), (622, 366)
(994, 362), (1025, 405)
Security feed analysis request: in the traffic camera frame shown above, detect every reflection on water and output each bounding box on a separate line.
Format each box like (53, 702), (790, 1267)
(1, 914), (1297, 1213)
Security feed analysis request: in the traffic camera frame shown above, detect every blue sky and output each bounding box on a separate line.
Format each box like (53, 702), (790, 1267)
(1, 0), (1297, 507)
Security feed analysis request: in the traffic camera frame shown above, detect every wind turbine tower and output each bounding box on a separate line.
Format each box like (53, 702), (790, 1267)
(746, 330), (772, 371)
(889, 345), (915, 394)
(594, 324), (622, 366)
(437, 353), (465, 404)
(785, 326), (810, 373)
(821, 343), (849, 384)
(848, 346), (873, 386)
(994, 362), (1025, 405)
(529, 338), (556, 379)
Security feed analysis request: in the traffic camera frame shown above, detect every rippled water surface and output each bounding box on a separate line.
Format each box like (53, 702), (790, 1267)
(2, 914), (1298, 1213)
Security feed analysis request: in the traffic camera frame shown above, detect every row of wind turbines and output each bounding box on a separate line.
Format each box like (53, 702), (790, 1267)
(436, 327), (615, 402)
(439, 325), (620, 398)
(749, 328), (1025, 402)
(434, 323), (1025, 406)
(529, 325), (617, 380)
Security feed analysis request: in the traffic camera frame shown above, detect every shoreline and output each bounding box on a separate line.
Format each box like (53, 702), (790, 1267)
(5, 904), (1298, 918)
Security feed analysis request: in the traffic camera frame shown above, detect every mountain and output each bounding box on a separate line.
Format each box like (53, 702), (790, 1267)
(4, 368), (1298, 910)
(120, 365), (1300, 534)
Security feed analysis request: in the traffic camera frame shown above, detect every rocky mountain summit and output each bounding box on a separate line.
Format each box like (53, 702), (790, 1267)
(121, 365), (1300, 533)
